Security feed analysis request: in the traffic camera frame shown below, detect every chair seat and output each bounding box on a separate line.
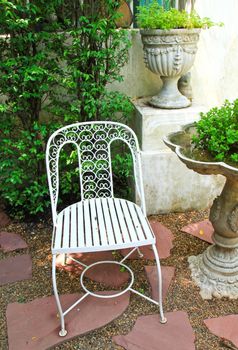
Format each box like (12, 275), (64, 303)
(52, 198), (155, 254)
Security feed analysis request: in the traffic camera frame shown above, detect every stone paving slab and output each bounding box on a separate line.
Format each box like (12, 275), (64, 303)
(181, 219), (213, 244)
(0, 254), (32, 286)
(7, 291), (130, 350)
(204, 315), (238, 348)
(56, 251), (130, 288)
(121, 220), (174, 260)
(0, 211), (11, 228)
(145, 265), (175, 301)
(113, 311), (195, 350)
(0, 231), (28, 252)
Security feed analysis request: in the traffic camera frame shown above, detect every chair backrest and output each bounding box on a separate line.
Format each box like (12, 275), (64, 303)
(46, 121), (146, 224)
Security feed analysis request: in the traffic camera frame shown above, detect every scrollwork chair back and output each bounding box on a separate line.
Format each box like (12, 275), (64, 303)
(46, 121), (146, 225)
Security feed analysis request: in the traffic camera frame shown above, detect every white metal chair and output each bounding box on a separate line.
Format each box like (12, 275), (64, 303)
(46, 121), (167, 337)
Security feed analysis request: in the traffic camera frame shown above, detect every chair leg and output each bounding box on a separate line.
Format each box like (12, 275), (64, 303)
(136, 247), (144, 258)
(62, 253), (68, 266)
(52, 254), (68, 336)
(152, 244), (167, 324)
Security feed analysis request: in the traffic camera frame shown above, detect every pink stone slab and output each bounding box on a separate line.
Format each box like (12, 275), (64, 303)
(0, 232), (28, 252)
(145, 265), (175, 302)
(113, 311), (195, 350)
(7, 291), (130, 350)
(121, 220), (174, 260)
(204, 315), (238, 348)
(56, 251), (130, 288)
(0, 254), (32, 286)
(0, 211), (11, 228)
(181, 219), (214, 244)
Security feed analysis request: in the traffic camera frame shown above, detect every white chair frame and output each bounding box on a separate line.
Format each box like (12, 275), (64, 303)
(46, 121), (167, 337)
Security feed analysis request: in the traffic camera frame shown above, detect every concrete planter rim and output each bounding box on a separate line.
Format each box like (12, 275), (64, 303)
(140, 28), (201, 36)
(163, 123), (238, 177)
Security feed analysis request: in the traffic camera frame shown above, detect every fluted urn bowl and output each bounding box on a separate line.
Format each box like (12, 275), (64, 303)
(164, 124), (238, 299)
(140, 29), (200, 109)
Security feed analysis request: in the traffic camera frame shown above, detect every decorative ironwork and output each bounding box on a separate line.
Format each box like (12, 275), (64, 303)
(46, 122), (144, 222)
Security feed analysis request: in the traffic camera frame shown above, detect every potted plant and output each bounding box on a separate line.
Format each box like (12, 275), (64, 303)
(164, 99), (238, 299)
(137, 0), (220, 109)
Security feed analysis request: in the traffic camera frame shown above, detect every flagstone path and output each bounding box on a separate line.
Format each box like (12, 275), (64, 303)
(204, 315), (238, 349)
(113, 311), (196, 350)
(121, 219), (174, 260)
(56, 251), (130, 288)
(0, 222), (31, 286)
(2, 215), (238, 350)
(0, 231), (28, 252)
(6, 265), (175, 350)
(181, 219), (213, 244)
(144, 265), (175, 302)
(7, 292), (130, 350)
(0, 254), (32, 286)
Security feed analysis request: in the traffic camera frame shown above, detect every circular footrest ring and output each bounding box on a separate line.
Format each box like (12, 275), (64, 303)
(80, 260), (134, 298)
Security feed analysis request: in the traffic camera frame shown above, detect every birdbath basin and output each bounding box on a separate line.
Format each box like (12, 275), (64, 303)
(164, 123), (238, 299)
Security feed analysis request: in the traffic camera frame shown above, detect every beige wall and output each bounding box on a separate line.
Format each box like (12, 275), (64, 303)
(192, 0), (238, 107)
(110, 0), (238, 109)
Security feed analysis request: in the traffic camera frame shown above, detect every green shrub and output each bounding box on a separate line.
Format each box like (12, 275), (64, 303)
(0, 0), (133, 219)
(192, 100), (238, 164)
(136, 0), (220, 30)
(51, 1), (132, 123)
(0, 121), (55, 218)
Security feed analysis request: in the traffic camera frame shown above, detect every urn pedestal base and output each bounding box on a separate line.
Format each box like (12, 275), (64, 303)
(189, 246), (238, 299)
(149, 77), (191, 109)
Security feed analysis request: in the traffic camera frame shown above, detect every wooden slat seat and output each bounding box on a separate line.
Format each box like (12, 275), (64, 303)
(52, 198), (155, 254)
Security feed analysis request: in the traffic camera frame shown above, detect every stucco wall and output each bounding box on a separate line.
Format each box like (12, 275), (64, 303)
(110, 0), (238, 108)
(192, 0), (238, 107)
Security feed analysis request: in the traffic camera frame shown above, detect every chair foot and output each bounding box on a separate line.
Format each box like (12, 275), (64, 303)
(160, 317), (167, 324)
(59, 329), (67, 337)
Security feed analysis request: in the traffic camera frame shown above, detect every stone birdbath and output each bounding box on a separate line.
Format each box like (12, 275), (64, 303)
(164, 124), (238, 299)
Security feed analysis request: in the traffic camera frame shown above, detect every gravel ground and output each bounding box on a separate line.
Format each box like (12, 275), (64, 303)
(1, 209), (238, 350)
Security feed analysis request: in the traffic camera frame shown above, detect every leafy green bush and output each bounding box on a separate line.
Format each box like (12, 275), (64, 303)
(0, 0), (133, 219)
(51, 1), (132, 123)
(0, 121), (55, 218)
(192, 100), (238, 164)
(136, 0), (220, 30)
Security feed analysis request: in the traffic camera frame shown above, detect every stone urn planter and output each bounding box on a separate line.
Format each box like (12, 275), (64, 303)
(164, 124), (238, 299)
(140, 29), (200, 109)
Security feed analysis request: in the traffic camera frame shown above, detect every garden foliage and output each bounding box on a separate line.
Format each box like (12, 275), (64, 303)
(192, 99), (238, 164)
(0, 0), (132, 219)
(136, 0), (219, 30)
